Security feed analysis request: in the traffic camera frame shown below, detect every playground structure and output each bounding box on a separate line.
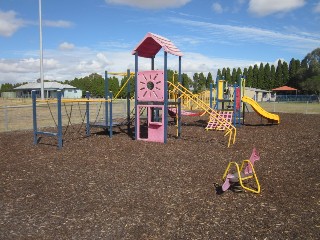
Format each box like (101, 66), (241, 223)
(218, 148), (261, 194)
(205, 76), (244, 131)
(31, 32), (280, 149)
(132, 32), (236, 146)
(204, 75), (280, 127)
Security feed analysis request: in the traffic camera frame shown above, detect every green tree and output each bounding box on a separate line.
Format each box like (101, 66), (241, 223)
(231, 68), (237, 83)
(303, 48), (320, 67)
(193, 73), (199, 93)
(225, 68), (231, 82)
(243, 67), (248, 79)
(270, 65), (276, 89)
(217, 69), (222, 80)
(300, 75), (320, 95)
(181, 73), (192, 90)
(0, 83), (14, 92)
(264, 63), (271, 90)
(275, 60), (283, 88)
(108, 76), (120, 97)
(258, 63), (264, 89)
(252, 64), (259, 88)
(206, 72), (213, 88)
(247, 66), (253, 87)
(236, 67), (242, 83)
(282, 61), (289, 86)
(198, 72), (206, 91)
(289, 58), (299, 88)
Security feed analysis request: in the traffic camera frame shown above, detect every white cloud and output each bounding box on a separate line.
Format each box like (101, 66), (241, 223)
(43, 20), (74, 28)
(0, 9), (73, 37)
(314, 2), (320, 13)
(0, 10), (25, 37)
(181, 52), (261, 76)
(105, 0), (191, 9)
(212, 3), (223, 14)
(0, 41), (288, 85)
(169, 17), (320, 53)
(0, 44), (264, 85)
(248, 0), (306, 16)
(59, 42), (75, 50)
(0, 58), (59, 75)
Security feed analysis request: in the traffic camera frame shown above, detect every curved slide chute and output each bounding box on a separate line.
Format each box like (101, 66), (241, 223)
(242, 96), (280, 124)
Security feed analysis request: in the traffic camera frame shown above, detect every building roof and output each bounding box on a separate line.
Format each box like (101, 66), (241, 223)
(245, 87), (271, 93)
(272, 86), (297, 91)
(14, 82), (77, 90)
(132, 32), (183, 58)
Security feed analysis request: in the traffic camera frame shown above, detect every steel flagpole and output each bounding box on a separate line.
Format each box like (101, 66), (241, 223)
(39, 0), (44, 100)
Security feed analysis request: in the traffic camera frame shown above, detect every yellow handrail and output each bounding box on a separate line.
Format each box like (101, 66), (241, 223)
(114, 75), (133, 99)
(37, 98), (111, 103)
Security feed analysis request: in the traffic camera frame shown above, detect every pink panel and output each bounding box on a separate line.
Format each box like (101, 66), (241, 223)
(136, 105), (164, 143)
(137, 70), (164, 102)
(147, 105), (164, 142)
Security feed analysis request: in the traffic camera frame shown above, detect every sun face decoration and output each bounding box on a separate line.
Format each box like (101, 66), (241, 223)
(137, 70), (164, 101)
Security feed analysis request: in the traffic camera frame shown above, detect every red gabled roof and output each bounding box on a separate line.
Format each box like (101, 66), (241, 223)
(132, 32), (183, 58)
(272, 86), (297, 91)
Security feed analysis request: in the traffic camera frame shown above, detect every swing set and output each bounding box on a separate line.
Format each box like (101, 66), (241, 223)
(32, 90), (112, 149)
(32, 70), (136, 149)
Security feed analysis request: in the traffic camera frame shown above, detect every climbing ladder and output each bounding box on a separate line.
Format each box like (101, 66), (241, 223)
(205, 111), (233, 131)
(168, 82), (236, 147)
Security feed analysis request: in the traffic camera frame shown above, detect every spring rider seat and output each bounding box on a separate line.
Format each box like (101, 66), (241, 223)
(217, 148), (261, 194)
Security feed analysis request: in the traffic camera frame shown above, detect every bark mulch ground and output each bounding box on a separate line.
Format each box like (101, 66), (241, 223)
(0, 113), (319, 239)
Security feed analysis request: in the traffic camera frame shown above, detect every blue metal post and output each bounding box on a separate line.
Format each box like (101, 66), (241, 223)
(178, 56), (182, 138)
(109, 93), (113, 138)
(151, 57), (155, 70)
(233, 84), (237, 127)
(164, 51), (168, 143)
(86, 91), (90, 136)
(32, 90), (38, 145)
(134, 52), (138, 140)
(57, 90), (63, 149)
(105, 71), (109, 129)
(215, 75), (219, 109)
(126, 69), (131, 133)
(209, 83), (213, 109)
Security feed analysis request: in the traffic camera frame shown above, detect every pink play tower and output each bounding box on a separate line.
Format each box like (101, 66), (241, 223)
(132, 32), (183, 143)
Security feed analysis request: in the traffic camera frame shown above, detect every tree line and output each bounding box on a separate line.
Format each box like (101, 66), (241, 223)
(1, 48), (319, 96)
(193, 48), (320, 95)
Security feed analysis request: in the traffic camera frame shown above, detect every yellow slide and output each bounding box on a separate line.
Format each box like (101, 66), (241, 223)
(242, 96), (280, 124)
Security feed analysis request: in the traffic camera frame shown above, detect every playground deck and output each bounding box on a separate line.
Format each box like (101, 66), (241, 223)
(0, 112), (319, 239)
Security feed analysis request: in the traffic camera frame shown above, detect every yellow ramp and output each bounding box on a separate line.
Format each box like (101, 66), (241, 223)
(242, 96), (280, 124)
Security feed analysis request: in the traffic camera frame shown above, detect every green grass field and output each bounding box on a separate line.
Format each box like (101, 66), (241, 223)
(257, 101), (320, 114)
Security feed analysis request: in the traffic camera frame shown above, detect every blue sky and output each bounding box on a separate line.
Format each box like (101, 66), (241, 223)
(0, 0), (320, 84)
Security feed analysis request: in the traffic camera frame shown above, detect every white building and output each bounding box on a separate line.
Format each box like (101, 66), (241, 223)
(14, 82), (82, 98)
(244, 87), (274, 102)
